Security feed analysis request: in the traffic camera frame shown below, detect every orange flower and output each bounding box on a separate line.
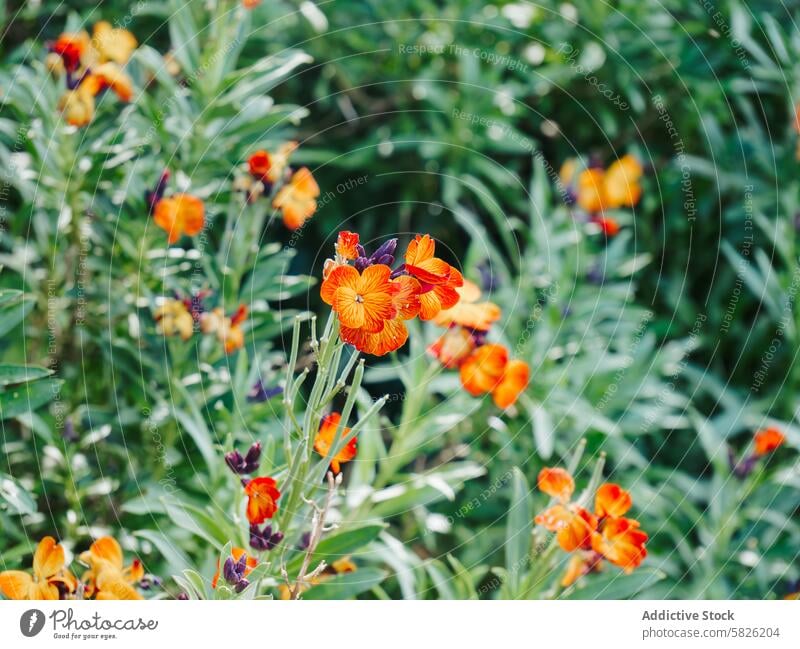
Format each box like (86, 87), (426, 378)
(51, 32), (89, 72)
(248, 150), (271, 180)
(320, 264), (396, 333)
(335, 231), (360, 260)
(79, 536), (144, 600)
(92, 21), (138, 65)
(58, 85), (95, 127)
(212, 547), (257, 589)
(754, 427), (785, 456)
(560, 552), (603, 588)
(404, 235), (463, 320)
(459, 343), (508, 396)
(537, 467), (575, 502)
(592, 216), (620, 237)
(576, 167), (607, 213)
(0, 537), (77, 600)
(428, 327), (476, 368)
(273, 167), (319, 230)
(492, 359), (530, 408)
(244, 477), (281, 525)
(433, 279), (501, 332)
(153, 194), (205, 244)
(314, 412), (357, 474)
(604, 154), (643, 209)
(83, 63), (134, 102)
(535, 504), (597, 552)
(242, 0), (262, 8)
(591, 517), (648, 572)
(595, 483), (632, 518)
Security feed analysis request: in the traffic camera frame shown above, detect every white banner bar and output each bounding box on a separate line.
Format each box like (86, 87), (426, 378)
(0, 600), (797, 648)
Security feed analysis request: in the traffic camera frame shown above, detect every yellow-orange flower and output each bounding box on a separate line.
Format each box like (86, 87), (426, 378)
(591, 517), (648, 572)
(314, 412), (357, 474)
(603, 154), (643, 208)
(153, 194), (205, 244)
(459, 343), (508, 396)
(154, 299), (194, 341)
(84, 62), (134, 102)
(576, 167), (606, 213)
(92, 21), (138, 65)
(321, 264), (396, 333)
(537, 467), (575, 502)
(244, 476), (281, 525)
(428, 327), (476, 368)
(595, 483), (632, 518)
(51, 32), (90, 71)
(433, 279), (501, 332)
(212, 547), (257, 589)
(0, 537), (76, 600)
(58, 85), (95, 127)
(592, 215), (620, 237)
(404, 235), (463, 320)
(273, 167), (319, 230)
(535, 504), (598, 552)
(79, 536), (144, 600)
(754, 427), (785, 456)
(492, 359), (530, 408)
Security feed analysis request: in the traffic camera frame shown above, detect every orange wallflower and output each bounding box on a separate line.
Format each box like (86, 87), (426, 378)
(248, 150), (271, 180)
(591, 517), (648, 572)
(314, 412), (357, 474)
(154, 299), (194, 341)
(576, 168), (606, 213)
(85, 63), (134, 101)
(404, 235), (463, 319)
(335, 231), (360, 260)
(321, 264), (396, 333)
(537, 467), (575, 502)
(58, 85), (95, 127)
(492, 359), (530, 408)
(604, 154), (643, 208)
(535, 504), (597, 552)
(273, 167), (320, 230)
(561, 552), (603, 588)
(459, 344), (508, 396)
(92, 21), (138, 65)
(153, 194), (205, 244)
(0, 537), (76, 600)
(79, 536), (144, 600)
(595, 483), (632, 518)
(433, 280), (501, 332)
(212, 547), (257, 589)
(592, 215), (620, 237)
(754, 427), (785, 455)
(243, 0), (262, 8)
(244, 477), (281, 525)
(52, 32), (90, 72)
(428, 327), (476, 368)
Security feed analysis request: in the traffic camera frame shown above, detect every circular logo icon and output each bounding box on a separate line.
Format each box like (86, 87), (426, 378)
(20, 609), (45, 637)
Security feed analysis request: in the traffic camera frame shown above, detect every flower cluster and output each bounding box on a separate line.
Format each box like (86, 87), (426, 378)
(534, 467), (648, 587)
(729, 427), (786, 479)
(559, 154), (644, 236)
(0, 536), (146, 600)
(234, 144), (320, 230)
(428, 280), (529, 408)
(321, 232), (462, 356)
(47, 21), (138, 127)
(154, 294), (247, 355)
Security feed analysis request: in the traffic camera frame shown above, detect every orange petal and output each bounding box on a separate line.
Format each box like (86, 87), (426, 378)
(537, 467), (574, 502)
(89, 537), (124, 570)
(492, 359), (530, 408)
(33, 536), (65, 579)
(595, 483), (632, 518)
(459, 344), (508, 395)
(321, 264), (359, 305)
(0, 571), (33, 599)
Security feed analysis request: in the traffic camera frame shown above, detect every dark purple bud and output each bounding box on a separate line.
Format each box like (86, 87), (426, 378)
(225, 450), (246, 475)
(354, 256), (369, 272)
(177, 592), (189, 600)
(62, 418), (78, 442)
(376, 254), (394, 266)
(247, 380), (283, 403)
(222, 558), (239, 584)
(234, 578), (250, 594)
(356, 244), (367, 258)
(389, 264), (407, 279)
(477, 261), (496, 292)
(146, 170), (171, 214)
(297, 531), (312, 551)
(267, 531), (284, 550)
(243, 442), (262, 473)
(369, 238), (397, 264)
(586, 266), (604, 285)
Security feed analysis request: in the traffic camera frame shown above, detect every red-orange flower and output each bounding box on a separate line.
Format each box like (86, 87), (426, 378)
(432, 280), (501, 332)
(593, 215), (620, 237)
(754, 427), (785, 455)
(595, 483), (632, 518)
(212, 547), (257, 589)
(244, 477), (281, 525)
(428, 327), (476, 368)
(404, 235), (463, 320)
(51, 32), (89, 72)
(321, 264), (396, 333)
(335, 231), (360, 260)
(535, 504), (598, 552)
(537, 467), (575, 502)
(273, 167), (319, 230)
(492, 359), (530, 408)
(314, 413), (357, 474)
(591, 517), (648, 572)
(153, 194), (205, 244)
(459, 343), (508, 396)
(248, 150), (271, 180)
(604, 154), (643, 209)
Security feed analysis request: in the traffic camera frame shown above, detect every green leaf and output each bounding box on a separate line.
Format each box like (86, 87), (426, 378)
(301, 568), (387, 600)
(505, 467), (532, 597)
(0, 378), (62, 420)
(286, 524), (384, 575)
(0, 364), (53, 387)
(562, 568), (666, 600)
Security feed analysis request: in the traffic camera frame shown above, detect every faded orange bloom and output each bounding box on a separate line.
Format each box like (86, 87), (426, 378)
(154, 299), (193, 341)
(51, 32), (90, 71)
(58, 86), (95, 127)
(153, 194), (205, 244)
(244, 477), (281, 525)
(459, 343), (508, 396)
(335, 231), (360, 260)
(576, 167), (606, 213)
(535, 504), (597, 552)
(84, 63), (133, 101)
(79, 536), (144, 600)
(492, 359), (530, 408)
(92, 21), (138, 65)
(433, 279), (501, 332)
(560, 552), (603, 588)
(332, 557), (357, 573)
(754, 427), (785, 456)
(212, 547), (257, 589)
(537, 467), (575, 502)
(404, 235), (463, 320)
(428, 327), (476, 368)
(248, 150), (271, 180)
(273, 167), (320, 230)
(595, 483), (632, 518)
(321, 264), (396, 333)
(242, 0), (262, 8)
(591, 517), (648, 572)
(314, 412), (357, 474)
(200, 306), (245, 353)
(0, 537), (77, 600)
(604, 154), (643, 208)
